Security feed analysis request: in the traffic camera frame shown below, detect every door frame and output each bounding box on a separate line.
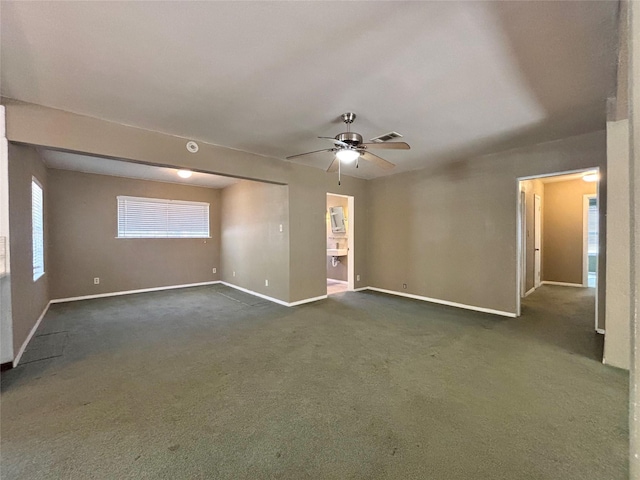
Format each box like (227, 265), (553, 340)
(583, 193), (601, 333)
(515, 168), (598, 317)
(326, 193), (355, 292)
(520, 190), (527, 297)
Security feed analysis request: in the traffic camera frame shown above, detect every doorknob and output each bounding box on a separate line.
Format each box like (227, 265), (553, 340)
(535, 248), (540, 251)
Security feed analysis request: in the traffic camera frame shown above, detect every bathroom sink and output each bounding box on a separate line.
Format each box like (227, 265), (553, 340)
(327, 248), (348, 257)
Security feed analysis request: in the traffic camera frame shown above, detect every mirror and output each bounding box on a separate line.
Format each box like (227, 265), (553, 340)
(329, 206), (346, 233)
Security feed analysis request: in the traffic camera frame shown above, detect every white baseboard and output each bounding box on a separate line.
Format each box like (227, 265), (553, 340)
(220, 281), (327, 307)
(541, 281), (584, 288)
(50, 281), (221, 304)
(524, 287), (536, 297)
(366, 287), (517, 318)
(289, 295), (328, 306)
(353, 287), (368, 292)
(596, 328), (605, 335)
(13, 301), (51, 367)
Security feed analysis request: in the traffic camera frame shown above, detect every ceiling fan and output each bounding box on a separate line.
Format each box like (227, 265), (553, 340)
(286, 112), (410, 184)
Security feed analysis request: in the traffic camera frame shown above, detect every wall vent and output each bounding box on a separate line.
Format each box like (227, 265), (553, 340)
(369, 131), (403, 143)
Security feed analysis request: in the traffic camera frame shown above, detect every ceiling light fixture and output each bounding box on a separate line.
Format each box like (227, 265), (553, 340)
(177, 169), (193, 179)
(335, 148), (360, 163)
(583, 172), (599, 182)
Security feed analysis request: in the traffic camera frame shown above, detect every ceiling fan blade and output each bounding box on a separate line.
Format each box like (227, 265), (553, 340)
(360, 151), (395, 170)
(318, 136), (350, 148)
(286, 148), (334, 160)
(326, 158), (339, 172)
(361, 142), (410, 150)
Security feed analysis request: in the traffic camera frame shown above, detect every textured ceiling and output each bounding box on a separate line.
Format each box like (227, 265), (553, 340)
(1, 1), (619, 178)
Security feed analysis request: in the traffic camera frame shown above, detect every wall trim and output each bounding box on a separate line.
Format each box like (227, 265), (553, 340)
(366, 287), (517, 318)
(541, 281), (585, 288)
(13, 301), (50, 367)
(288, 294), (328, 306)
(596, 328), (606, 335)
(353, 287), (368, 292)
(49, 281), (221, 304)
(220, 281), (327, 307)
(524, 287), (536, 297)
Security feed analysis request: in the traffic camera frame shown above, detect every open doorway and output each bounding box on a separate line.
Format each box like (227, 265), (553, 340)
(517, 168), (601, 334)
(326, 193), (354, 295)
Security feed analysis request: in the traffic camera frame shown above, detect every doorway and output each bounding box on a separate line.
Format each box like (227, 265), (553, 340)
(516, 169), (600, 323)
(326, 193), (354, 295)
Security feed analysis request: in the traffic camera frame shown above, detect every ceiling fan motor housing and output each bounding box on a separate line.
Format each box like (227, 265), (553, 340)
(336, 131), (362, 147)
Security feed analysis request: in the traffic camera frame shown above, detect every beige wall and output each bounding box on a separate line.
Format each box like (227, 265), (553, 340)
(630, 0), (639, 472)
(326, 194), (348, 282)
(542, 179), (596, 285)
(47, 169), (221, 299)
(520, 179), (544, 292)
(8, 143), (50, 355)
(604, 119), (630, 369)
(367, 131), (606, 316)
(220, 180), (289, 302)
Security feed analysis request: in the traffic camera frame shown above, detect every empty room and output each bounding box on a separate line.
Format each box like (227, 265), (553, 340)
(1, 1), (638, 479)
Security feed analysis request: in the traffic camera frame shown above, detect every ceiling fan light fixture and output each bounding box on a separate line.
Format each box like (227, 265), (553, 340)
(336, 148), (360, 163)
(177, 169), (193, 178)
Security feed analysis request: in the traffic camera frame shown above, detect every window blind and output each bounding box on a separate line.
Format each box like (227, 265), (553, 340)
(32, 179), (44, 280)
(117, 196), (210, 238)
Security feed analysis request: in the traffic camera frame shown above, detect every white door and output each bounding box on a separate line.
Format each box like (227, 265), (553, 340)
(534, 194), (542, 288)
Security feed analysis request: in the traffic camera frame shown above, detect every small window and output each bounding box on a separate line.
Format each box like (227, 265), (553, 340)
(117, 196), (210, 238)
(32, 178), (44, 281)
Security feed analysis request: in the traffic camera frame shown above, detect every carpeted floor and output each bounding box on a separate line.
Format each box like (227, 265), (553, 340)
(0, 285), (628, 479)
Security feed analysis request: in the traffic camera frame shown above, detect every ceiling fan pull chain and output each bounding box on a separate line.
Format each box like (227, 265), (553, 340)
(338, 157), (341, 185)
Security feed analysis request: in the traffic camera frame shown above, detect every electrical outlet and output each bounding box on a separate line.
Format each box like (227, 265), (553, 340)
(403, 283), (407, 289)
(212, 267), (217, 274)
(94, 277), (100, 285)
(233, 271), (236, 277)
(356, 274), (360, 281)
(265, 279), (269, 287)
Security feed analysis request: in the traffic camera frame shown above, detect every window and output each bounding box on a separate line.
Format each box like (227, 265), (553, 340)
(32, 178), (44, 281)
(117, 196), (210, 238)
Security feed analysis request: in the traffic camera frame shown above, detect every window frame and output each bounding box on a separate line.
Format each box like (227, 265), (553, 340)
(116, 195), (211, 239)
(32, 176), (45, 282)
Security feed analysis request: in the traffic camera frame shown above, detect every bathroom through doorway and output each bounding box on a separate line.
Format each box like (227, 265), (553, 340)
(326, 193), (354, 295)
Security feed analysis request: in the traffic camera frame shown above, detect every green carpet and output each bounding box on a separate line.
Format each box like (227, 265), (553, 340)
(0, 284), (628, 479)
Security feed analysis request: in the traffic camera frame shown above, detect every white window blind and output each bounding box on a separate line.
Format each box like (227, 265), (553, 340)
(117, 196), (210, 238)
(32, 178), (44, 280)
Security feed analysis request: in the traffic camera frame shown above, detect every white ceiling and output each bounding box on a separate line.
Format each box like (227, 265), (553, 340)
(1, 1), (619, 179)
(40, 149), (239, 189)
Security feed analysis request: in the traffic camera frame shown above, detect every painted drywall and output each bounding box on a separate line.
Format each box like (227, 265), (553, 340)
(542, 179), (596, 285)
(220, 180), (289, 302)
(47, 169), (221, 299)
(0, 106), (13, 363)
(604, 119), (630, 369)
(367, 131), (607, 316)
(7, 143), (49, 355)
(326, 195), (348, 282)
(630, 0), (640, 474)
(2, 101), (370, 304)
(520, 179), (544, 292)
